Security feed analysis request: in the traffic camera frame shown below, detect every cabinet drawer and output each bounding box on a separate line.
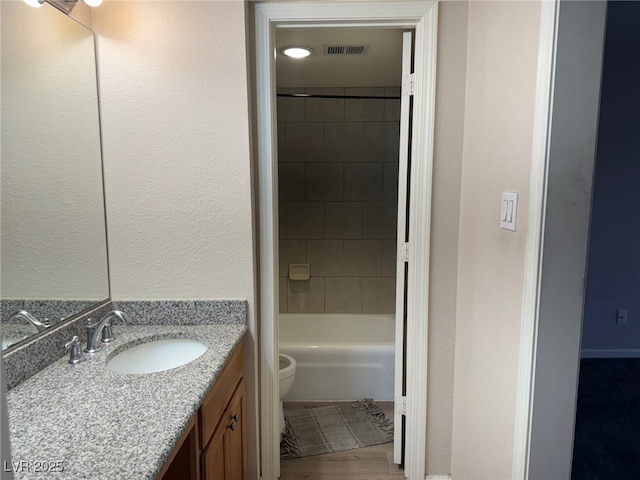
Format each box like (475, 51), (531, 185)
(199, 338), (244, 447)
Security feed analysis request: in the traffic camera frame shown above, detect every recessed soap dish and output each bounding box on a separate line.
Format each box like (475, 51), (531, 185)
(289, 263), (310, 281)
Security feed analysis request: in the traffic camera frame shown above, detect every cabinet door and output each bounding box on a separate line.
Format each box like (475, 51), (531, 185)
(200, 341), (244, 447)
(224, 379), (246, 480)
(201, 421), (226, 480)
(158, 417), (198, 480)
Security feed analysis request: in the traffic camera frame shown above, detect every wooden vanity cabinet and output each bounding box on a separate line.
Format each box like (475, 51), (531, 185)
(159, 337), (245, 480)
(201, 379), (246, 480)
(158, 415), (199, 480)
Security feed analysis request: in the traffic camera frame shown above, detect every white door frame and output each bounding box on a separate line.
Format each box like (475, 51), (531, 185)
(254, 3), (438, 479)
(512, 0), (559, 477)
(514, 1), (609, 478)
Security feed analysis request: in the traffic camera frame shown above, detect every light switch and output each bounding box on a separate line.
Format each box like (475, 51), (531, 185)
(501, 192), (519, 231)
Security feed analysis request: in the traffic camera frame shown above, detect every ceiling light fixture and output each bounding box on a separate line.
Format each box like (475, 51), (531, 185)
(24, 0), (103, 14)
(282, 47), (313, 59)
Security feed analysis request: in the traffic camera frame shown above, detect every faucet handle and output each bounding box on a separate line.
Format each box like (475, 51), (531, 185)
(65, 336), (85, 365)
(100, 310), (128, 344)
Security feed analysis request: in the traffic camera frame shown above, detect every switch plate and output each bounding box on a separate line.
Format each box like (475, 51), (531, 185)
(501, 192), (519, 231)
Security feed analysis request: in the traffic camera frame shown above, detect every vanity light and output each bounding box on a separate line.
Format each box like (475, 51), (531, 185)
(24, 0), (103, 13)
(282, 47), (313, 59)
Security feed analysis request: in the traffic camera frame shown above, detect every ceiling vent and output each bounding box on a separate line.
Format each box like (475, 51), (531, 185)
(323, 44), (370, 56)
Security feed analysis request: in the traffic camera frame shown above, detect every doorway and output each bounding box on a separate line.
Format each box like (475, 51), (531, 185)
(254, 3), (438, 480)
(525, 1), (609, 478)
(571, 1), (640, 477)
(275, 25), (404, 479)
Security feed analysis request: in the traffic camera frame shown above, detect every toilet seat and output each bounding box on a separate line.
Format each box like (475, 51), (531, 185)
(279, 353), (296, 380)
(278, 352), (296, 436)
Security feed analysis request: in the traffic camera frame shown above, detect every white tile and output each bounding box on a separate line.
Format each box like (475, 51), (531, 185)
(363, 202), (397, 240)
(344, 240), (382, 277)
(383, 162), (399, 202)
(288, 277), (325, 313)
(344, 163), (383, 201)
(279, 239), (306, 276)
(381, 239), (397, 277)
(364, 122), (400, 163)
(287, 122), (324, 162)
(277, 96), (305, 122)
(287, 202), (325, 239)
(279, 163), (305, 201)
(325, 277), (362, 313)
(384, 87), (401, 122)
(279, 277), (288, 313)
(362, 277), (396, 314)
(325, 202), (362, 239)
(325, 122), (363, 162)
(277, 123), (287, 162)
(279, 202), (286, 239)
(306, 240), (343, 277)
(306, 163), (343, 201)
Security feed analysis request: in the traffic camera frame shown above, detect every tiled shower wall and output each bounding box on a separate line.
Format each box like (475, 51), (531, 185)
(277, 87), (400, 314)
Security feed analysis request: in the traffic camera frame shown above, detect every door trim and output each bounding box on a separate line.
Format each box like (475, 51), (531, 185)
(512, 1), (558, 478)
(254, 3), (438, 479)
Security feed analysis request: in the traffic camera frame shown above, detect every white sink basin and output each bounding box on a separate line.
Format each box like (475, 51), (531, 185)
(2, 335), (29, 350)
(2, 325), (36, 350)
(107, 338), (208, 374)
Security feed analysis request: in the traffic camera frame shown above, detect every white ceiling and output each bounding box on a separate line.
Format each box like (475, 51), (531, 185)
(275, 27), (405, 88)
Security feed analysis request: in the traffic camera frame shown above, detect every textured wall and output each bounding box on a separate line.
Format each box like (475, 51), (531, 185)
(276, 87), (399, 315)
(93, 1), (254, 302)
(581, 1), (640, 353)
(425, 1), (468, 474)
(451, 1), (540, 478)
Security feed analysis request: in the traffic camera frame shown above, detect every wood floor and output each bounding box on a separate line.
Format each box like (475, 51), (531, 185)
(279, 402), (405, 480)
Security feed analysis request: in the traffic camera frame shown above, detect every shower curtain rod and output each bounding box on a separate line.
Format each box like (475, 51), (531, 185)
(277, 93), (401, 100)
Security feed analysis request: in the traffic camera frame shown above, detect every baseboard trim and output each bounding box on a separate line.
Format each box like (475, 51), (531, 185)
(581, 349), (640, 358)
(425, 475), (453, 480)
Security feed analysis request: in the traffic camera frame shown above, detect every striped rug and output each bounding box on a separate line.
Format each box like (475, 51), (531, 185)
(280, 399), (393, 458)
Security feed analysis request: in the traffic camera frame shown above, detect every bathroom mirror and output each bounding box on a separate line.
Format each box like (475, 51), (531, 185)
(1, 2), (110, 350)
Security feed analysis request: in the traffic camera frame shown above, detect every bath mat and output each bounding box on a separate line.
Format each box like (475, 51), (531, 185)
(280, 399), (393, 458)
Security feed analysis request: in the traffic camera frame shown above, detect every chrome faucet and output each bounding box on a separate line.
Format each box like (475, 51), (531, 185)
(85, 310), (129, 354)
(7, 310), (50, 332)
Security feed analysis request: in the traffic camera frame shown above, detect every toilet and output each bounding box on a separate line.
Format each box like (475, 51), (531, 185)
(279, 353), (297, 435)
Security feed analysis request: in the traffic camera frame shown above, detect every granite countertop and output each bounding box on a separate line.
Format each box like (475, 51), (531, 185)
(5, 324), (247, 480)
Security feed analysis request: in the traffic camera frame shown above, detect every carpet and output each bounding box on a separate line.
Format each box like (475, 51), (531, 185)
(280, 399), (394, 459)
(571, 358), (640, 479)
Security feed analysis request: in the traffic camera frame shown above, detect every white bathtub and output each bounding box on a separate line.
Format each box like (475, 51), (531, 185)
(279, 313), (395, 402)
